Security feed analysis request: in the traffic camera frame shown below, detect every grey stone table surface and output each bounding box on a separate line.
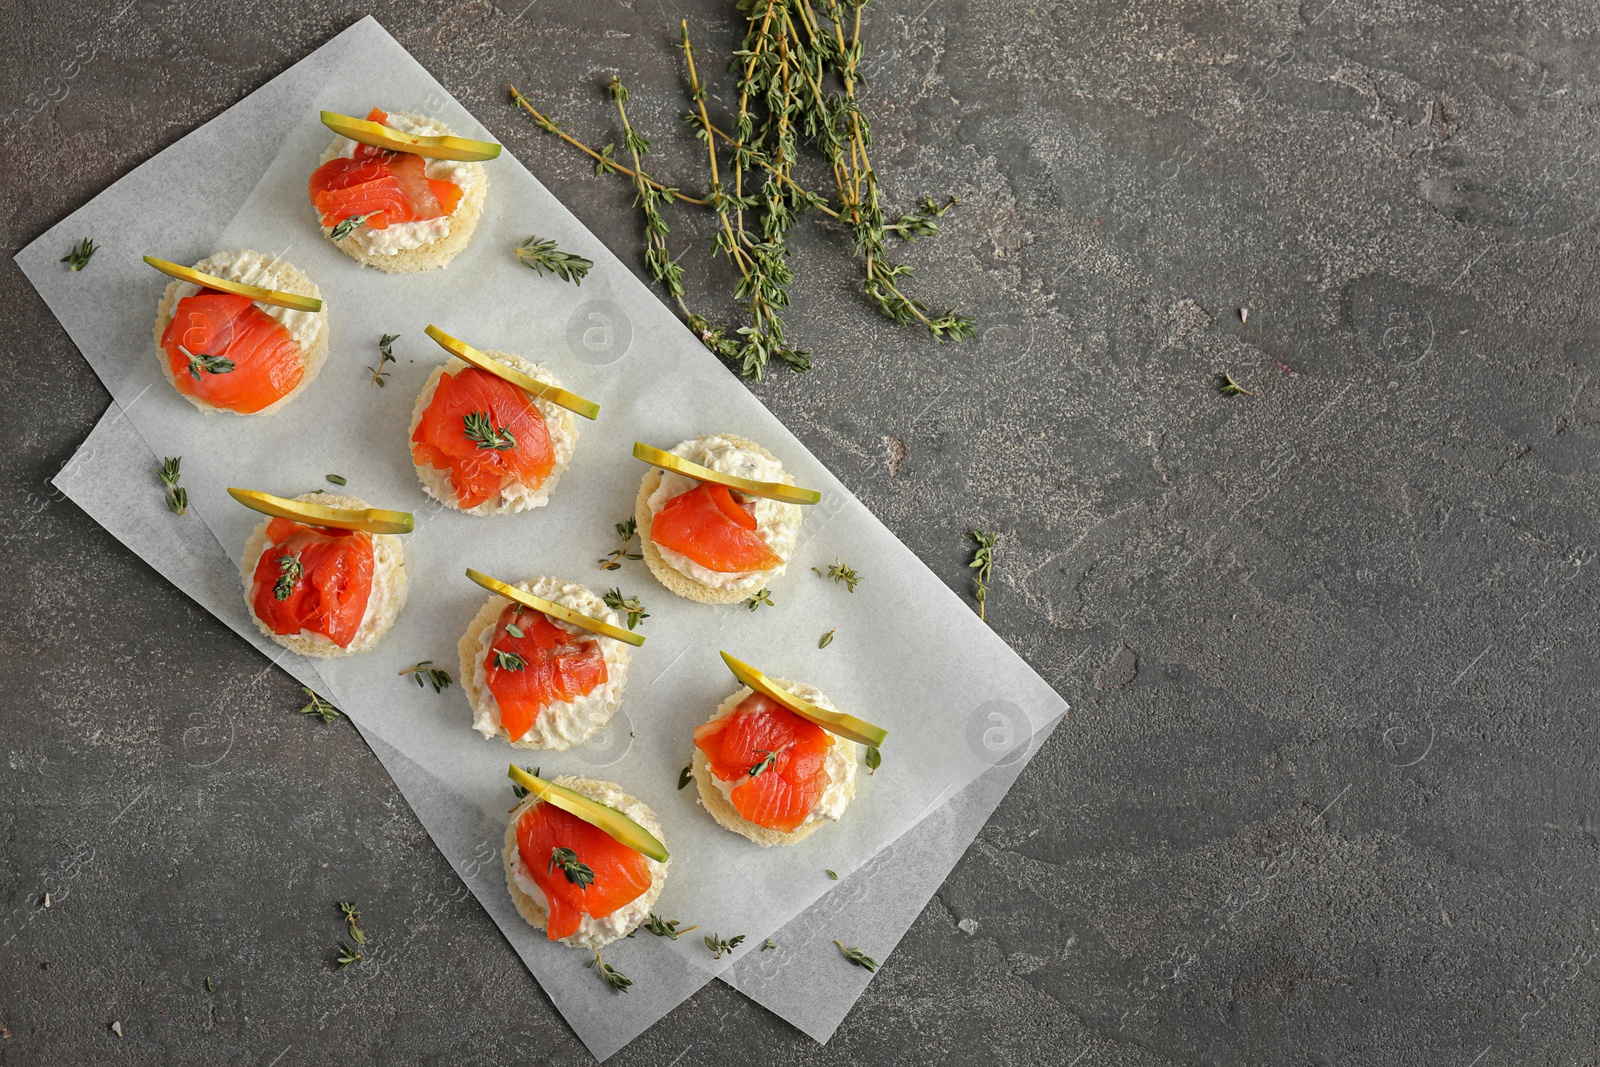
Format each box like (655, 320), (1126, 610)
(2, 1), (1596, 1063)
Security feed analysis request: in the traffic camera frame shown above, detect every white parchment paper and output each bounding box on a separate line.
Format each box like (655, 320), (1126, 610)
(22, 17), (1068, 1060)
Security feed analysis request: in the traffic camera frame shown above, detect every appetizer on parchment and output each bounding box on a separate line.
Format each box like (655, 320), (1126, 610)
(147, 252), (326, 416)
(459, 570), (641, 750)
(691, 653), (887, 847)
(633, 436), (820, 604)
(409, 326), (596, 515)
(309, 108), (498, 273)
(232, 489), (412, 658)
(503, 766), (669, 950)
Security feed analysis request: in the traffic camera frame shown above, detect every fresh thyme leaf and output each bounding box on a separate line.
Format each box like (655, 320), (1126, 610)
(865, 746), (881, 775)
(587, 950), (632, 993)
(1217, 371), (1252, 397)
(204, 976), (214, 992)
(369, 333), (399, 387)
(762, 938), (776, 951)
(298, 687), (341, 724)
(399, 660), (453, 693)
(273, 554), (303, 601)
(598, 518), (642, 570)
(61, 237), (96, 272)
(463, 411), (517, 451)
(329, 212), (377, 241)
(814, 558), (862, 592)
(158, 457), (187, 516)
(548, 846), (596, 889)
(704, 932), (745, 959)
(884, 196), (960, 242)
(603, 588), (649, 630)
(504, 622), (526, 639)
(826, 869), (838, 880)
(969, 529), (998, 622)
(677, 765), (692, 790)
(744, 587), (774, 610)
(834, 940), (878, 972)
(339, 901), (366, 945)
(514, 235), (595, 284)
(494, 649), (528, 673)
(510, 765), (542, 800)
(747, 746), (785, 779)
(643, 913), (699, 939)
(819, 627), (836, 648)
(326, 474), (347, 486)
(178, 345), (235, 381)
(335, 941), (363, 970)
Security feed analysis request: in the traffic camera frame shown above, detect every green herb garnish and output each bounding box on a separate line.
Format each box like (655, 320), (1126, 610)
(826, 869), (838, 880)
(762, 938), (776, 951)
(819, 627), (836, 648)
(588, 950), (632, 993)
(158, 457), (186, 516)
(814, 558), (862, 592)
(179, 345), (235, 380)
(548, 847), (596, 889)
(329, 212), (377, 241)
(969, 529), (997, 621)
(325, 473), (347, 486)
(747, 746), (784, 779)
(298, 687), (341, 724)
(369, 333), (399, 387)
(704, 932), (745, 959)
(399, 660), (452, 693)
(865, 746), (881, 775)
(61, 237), (96, 272)
(463, 410), (516, 451)
(204, 976), (214, 992)
(599, 518), (642, 570)
(338, 901), (366, 945)
(514, 235), (594, 284)
(834, 940), (878, 972)
(1217, 372), (1252, 397)
(602, 588), (649, 630)
(510, 765), (542, 800)
(273, 554), (303, 601)
(335, 942), (362, 970)
(744, 587), (774, 610)
(493, 649), (527, 673)
(643, 912), (699, 939)
(677, 765), (692, 790)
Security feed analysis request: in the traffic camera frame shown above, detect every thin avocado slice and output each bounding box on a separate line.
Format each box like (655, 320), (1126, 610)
(320, 110), (503, 162)
(426, 325), (600, 421)
(633, 442), (821, 505)
(144, 256), (324, 313)
(465, 568), (644, 647)
(227, 488), (414, 534)
(720, 651), (888, 747)
(507, 765), (669, 862)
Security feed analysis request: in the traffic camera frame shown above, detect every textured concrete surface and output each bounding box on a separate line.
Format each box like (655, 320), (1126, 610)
(3, 1), (1597, 1063)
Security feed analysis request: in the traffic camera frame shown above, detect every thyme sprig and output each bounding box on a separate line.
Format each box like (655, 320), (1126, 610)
(745, 587), (774, 610)
(1218, 371), (1253, 397)
(644, 912), (700, 939)
(588, 950), (632, 993)
(603, 588), (650, 630)
(369, 333), (399, 388)
(748, 747), (783, 778)
(339, 901), (366, 945)
(335, 942), (363, 970)
(298, 687), (341, 724)
(814, 558), (862, 592)
(329, 212), (376, 241)
(494, 649), (528, 673)
(510, 765), (541, 800)
(515, 235), (594, 284)
(158, 457), (186, 515)
(179, 345), (235, 380)
(274, 554), (303, 601)
(599, 518), (643, 570)
(704, 932), (746, 959)
(400, 660), (453, 693)
(834, 940), (878, 972)
(548, 846), (596, 889)
(969, 529), (997, 621)
(463, 411), (516, 451)
(61, 237), (96, 271)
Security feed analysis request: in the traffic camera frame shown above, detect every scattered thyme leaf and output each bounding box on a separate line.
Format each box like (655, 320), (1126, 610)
(504, 622), (526, 639)
(826, 869), (838, 880)
(599, 518), (642, 570)
(339, 901), (366, 945)
(329, 212), (377, 241)
(1217, 372), (1252, 397)
(298, 687), (341, 724)
(704, 932), (745, 959)
(548, 847), (596, 889)
(834, 940), (878, 972)
(493, 649), (528, 673)
(399, 660), (453, 693)
(514, 235), (595, 284)
(819, 627), (836, 648)
(748, 742), (789, 779)
(814, 558), (862, 592)
(335, 941), (363, 970)
(159, 457), (186, 516)
(463, 411), (517, 451)
(969, 529), (997, 622)
(274, 554), (303, 601)
(325, 473), (347, 486)
(865, 746), (882, 775)
(643, 913), (699, 939)
(762, 938), (776, 951)
(204, 976), (214, 992)
(677, 765), (692, 790)
(369, 333), (399, 387)
(603, 588), (650, 630)
(588, 950), (632, 993)
(745, 587), (774, 610)
(179, 345), (235, 381)
(62, 237), (97, 271)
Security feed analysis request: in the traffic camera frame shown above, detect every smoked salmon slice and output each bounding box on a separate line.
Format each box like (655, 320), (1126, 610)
(160, 291), (304, 414)
(694, 694), (833, 833)
(516, 799), (652, 940)
(308, 108), (464, 230)
(249, 517), (374, 647)
(411, 366), (555, 509)
(486, 607), (607, 741)
(650, 483), (784, 573)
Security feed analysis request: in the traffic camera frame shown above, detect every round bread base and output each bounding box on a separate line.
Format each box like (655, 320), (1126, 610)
(634, 433), (788, 605)
(315, 115), (488, 275)
(456, 591), (622, 750)
(238, 493), (408, 658)
(151, 252), (328, 417)
(407, 352), (577, 515)
(501, 777), (667, 949)
(691, 687), (857, 848)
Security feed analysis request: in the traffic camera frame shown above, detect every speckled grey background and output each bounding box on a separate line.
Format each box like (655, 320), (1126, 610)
(3, 1), (1596, 1064)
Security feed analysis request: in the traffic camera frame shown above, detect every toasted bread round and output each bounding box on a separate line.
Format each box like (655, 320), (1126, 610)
(456, 577), (631, 749)
(635, 433), (794, 604)
(692, 685), (858, 847)
(152, 250), (328, 417)
(314, 110), (488, 274)
(502, 775), (668, 950)
(238, 493), (407, 658)
(407, 352), (578, 515)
